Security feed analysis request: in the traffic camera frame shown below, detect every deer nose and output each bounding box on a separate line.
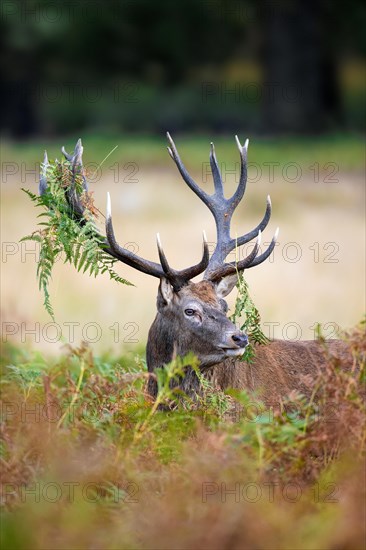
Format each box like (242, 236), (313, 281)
(232, 333), (248, 348)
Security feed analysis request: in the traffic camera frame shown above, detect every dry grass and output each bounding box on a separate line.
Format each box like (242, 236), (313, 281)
(0, 323), (365, 549)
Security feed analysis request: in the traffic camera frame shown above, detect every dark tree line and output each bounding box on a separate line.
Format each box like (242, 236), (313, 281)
(1, 0), (365, 137)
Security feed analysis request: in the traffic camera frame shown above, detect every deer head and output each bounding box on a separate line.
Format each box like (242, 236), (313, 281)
(39, 134), (278, 395)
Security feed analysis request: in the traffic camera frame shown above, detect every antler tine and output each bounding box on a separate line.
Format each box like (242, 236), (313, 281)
(62, 137), (82, 159)
(235, 195), (272, 247)
(170, 230), (210, 284)
(66, 142), (86, 219)
(62, 138), (81, 162)
(62, 138), (88, 192)
(156, 231), (210, 291)
(247, 227), (279, 268)
(230, 136), (249, 207)
(208, 230), (262, 283)
(166, 132), (214, 211)
(61, 145), (73, 161)
(39, 150), (49, 196)
(156, 232), (173, 277)
(210, 143), (224, 197)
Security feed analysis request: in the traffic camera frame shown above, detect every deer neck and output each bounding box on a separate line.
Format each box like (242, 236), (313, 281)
(146, 312), (204, 400)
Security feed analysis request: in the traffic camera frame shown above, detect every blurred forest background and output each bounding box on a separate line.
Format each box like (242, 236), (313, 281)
(1, 0), (365, 138)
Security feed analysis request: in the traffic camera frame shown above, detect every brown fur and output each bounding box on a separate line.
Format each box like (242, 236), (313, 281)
(186, 280), (219, 305)
(207, 339), (353, 409)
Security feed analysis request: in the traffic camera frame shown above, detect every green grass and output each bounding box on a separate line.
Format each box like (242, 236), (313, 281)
(2, 133), (365, 171)
(1, 320), (365, 550)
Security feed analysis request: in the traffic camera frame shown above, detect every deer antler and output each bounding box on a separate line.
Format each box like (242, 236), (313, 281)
(40, 139), (209, 291)
(166, 133), (279, 282)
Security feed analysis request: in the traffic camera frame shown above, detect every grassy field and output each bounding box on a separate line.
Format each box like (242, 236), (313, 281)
(1, 133), (365, 353)
(1, 133), (365, 548)
(2, 132), (364, 168)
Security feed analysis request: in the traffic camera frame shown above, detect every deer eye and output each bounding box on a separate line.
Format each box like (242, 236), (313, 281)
(184, 308), (195, 316)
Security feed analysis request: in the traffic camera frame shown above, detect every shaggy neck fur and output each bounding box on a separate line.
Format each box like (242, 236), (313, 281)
(146, 311), (203, 400)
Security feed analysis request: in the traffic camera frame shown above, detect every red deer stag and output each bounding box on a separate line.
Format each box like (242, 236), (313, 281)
(39, 136), (352, 409)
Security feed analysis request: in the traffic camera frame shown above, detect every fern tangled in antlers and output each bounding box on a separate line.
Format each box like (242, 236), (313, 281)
(21, 155), (131, 319)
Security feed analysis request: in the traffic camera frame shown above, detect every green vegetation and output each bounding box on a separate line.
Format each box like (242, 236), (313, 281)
(231, 274), (269, 362)
(1, 321), (365, 549)
(21, 158), (132, 319)
(2, 133), (365, 171)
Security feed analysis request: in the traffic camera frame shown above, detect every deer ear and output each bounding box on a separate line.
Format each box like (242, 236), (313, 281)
(158, 277), (174, 306)
(215, 273), (238, 298)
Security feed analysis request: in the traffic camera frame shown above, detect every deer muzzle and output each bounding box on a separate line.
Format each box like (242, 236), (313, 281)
(220, 331), (249, 357)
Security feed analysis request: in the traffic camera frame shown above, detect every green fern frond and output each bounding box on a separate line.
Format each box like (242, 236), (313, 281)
(21, 156), (132, 319)
(230, 274), (269, 362)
